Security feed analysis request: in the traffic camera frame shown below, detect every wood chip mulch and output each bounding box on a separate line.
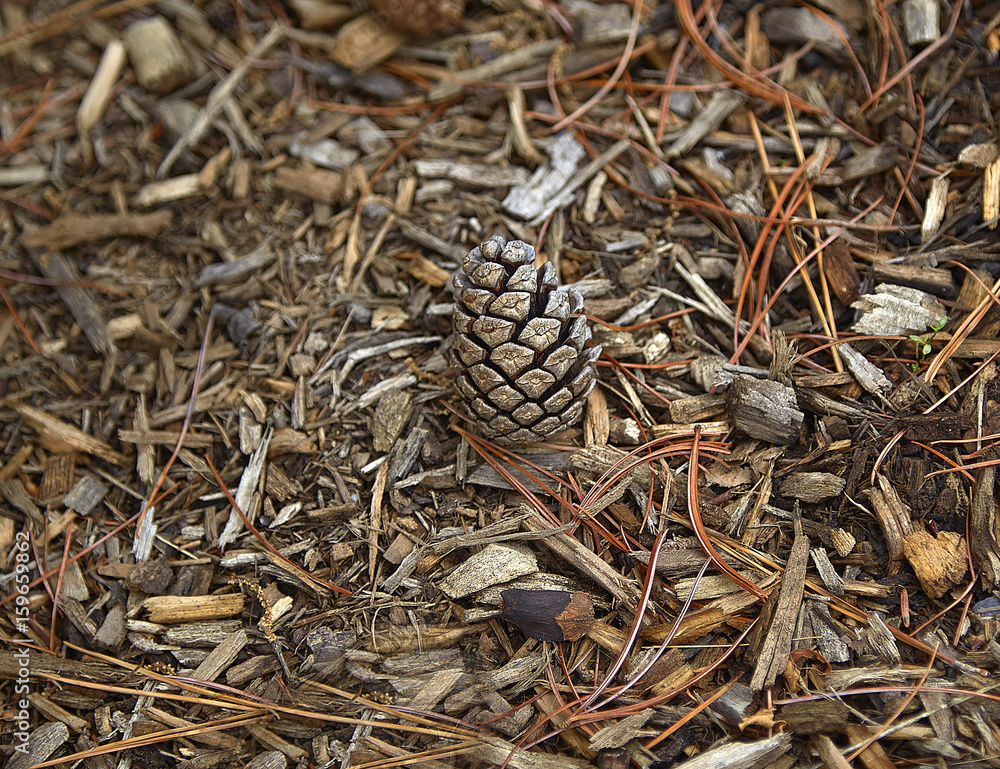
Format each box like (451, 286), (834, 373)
(4, 1), (1000, 768)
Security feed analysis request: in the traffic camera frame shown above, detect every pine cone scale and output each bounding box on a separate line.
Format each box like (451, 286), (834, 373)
(452, 236), (600, 445)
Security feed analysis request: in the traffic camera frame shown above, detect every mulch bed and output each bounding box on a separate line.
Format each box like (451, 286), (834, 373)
(4, 1), (1000, 767)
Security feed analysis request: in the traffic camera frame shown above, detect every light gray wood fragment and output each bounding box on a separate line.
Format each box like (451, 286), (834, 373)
(668, 733), (792, 769)
(780, 472), (846, 503)
(726, 375), (803, 445)
(372, 390), (412, 453)
(851, 284), (947, 336)
(0, 165), (48, 185)
(289, 135), (359, 170)
(192, 629), (248, 682)
(665, 89), (747, 159)
(708, 682), (755, 725)
(589, 708), (656, 750)
(801, 600), (851, 662)
(762, 7), (851, 60)
(245, 750), (287, 769)
(904, 0), (939, 45)
(94, 605), (128, 649)
(841, 140), (897, 181)
(527, 139), (630, 226)
(429, 38), (562, 101)
(438, 543), (537, 599)
(219, 425), (273, 550)
(415, 159), (529, 188)
(7, 721), (70, 769)
(503, 132), (586, 220)
(63, 474), (108, 515)
(30, 249), (114, 357)
(196, 241), (276, 286)
(568, 0), (633, 45)
(839, 342), (892, 395)
(473, 735), (595, 769)
(864, 613), (902, 665)
(810, 547), (845, 596)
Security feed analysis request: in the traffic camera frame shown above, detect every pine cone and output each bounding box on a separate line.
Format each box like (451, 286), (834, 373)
(452, 236), (600, 445)
(369, 0), (465, 37)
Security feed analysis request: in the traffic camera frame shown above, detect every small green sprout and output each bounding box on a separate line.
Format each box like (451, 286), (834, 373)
(908, 315), (948, 369)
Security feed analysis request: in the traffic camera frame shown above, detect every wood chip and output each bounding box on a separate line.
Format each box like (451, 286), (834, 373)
(143, 593), (245, 624)
(748, 517), (809, 690)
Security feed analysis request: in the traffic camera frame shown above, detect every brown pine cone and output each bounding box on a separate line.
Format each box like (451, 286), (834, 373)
(452, 236), (600, 446)
(369, 0), (465, 37)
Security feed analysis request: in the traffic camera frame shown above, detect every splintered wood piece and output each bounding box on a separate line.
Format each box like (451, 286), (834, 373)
(921, 175), (949, 243)
(838, 342), (892, 396)
(761, 7), (851, 60)
(6, 721), (70, 769)
(523, 507), (639, 607)
(970, 465), (1000, 590)
(707, 682), (754, 726)
(502, 131), (586, 221)
(867, 472), (913, 566)
(844, 724), (897, 769)
(372, 389), (412, 453)
(143, 593), (245, 624)
(840, 140), (897, 181)
(986, 158), (1000, 230)
(9, 403), (125, 466)
(415, 159), (529, 188)
(23, 211), (173, 249)
(27, 693), (89, 733)
(749, 518), (809, 690)
(726, 375), (803, 445)
(851, 284), (947, 336)
(438, 543), (537, 599)
(330, 12), (405, 73)
(408, 253), (450, 287)
(76, 39), (126, 166)
(650, 734), (792, 769)
(665, 89), (748, 159)
(38, 453), (74, 500)
(473, 735), (595, 769)
(871, 261), (955, 297)
(669, 393), (727, 423)
(821, 238), (860, 304)
(430, 37), (561, 101)
(830, 527), (857, 557)
(959, 142), (999, 169)
(192, 629), (249, 682)
(780, 699), (849, 734)
(641, 576), (772, 644)
(59, 476), (104, 519)
(93, 605), (127, 650)
(243, 750), (288, 769)
(902, 528), (967, 599)
(123, 15), (195, 94)
(134, 174), (203, 207)
(272, 164), (344, 204)
(290, 0), (356, 29)
(810, 548), (845, 596)
(28, 249), (115, 357)
(780, 472), (845, 503)
(903, 0), (939, 45)
(219, 425), (272, 550)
